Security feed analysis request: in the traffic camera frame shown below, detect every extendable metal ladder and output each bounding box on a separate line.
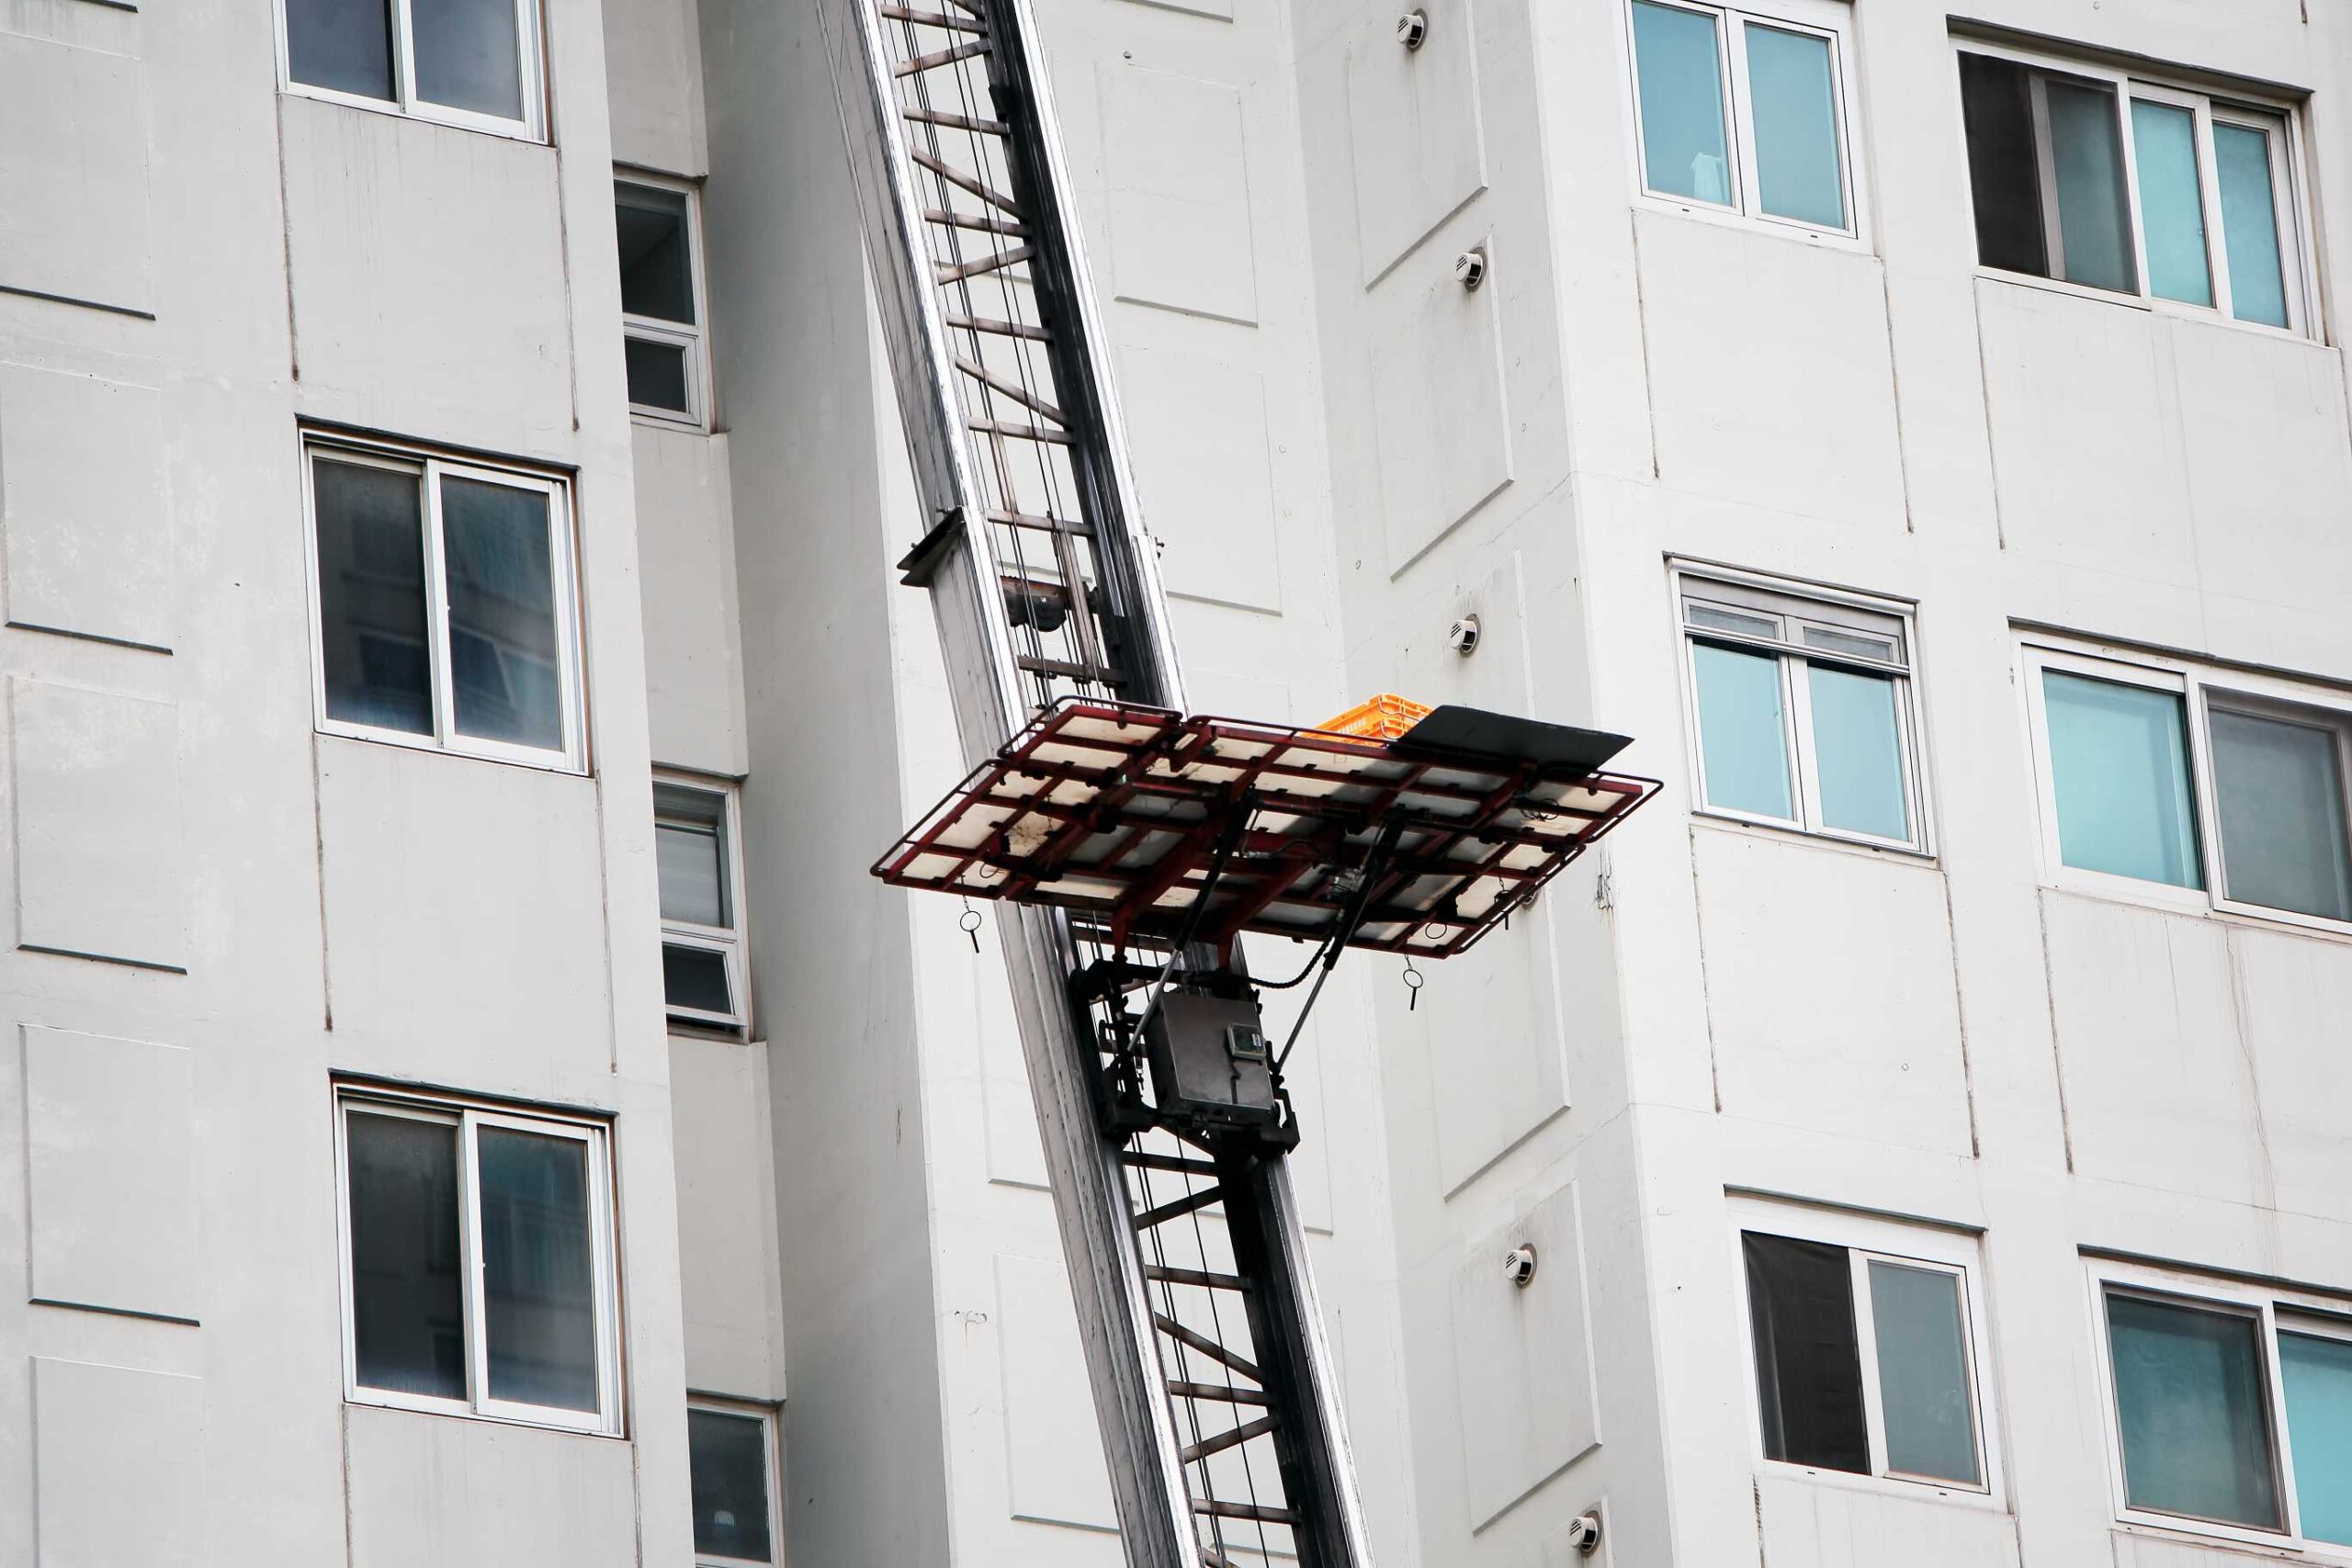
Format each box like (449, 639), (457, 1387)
(811, 3), (1374, 1563)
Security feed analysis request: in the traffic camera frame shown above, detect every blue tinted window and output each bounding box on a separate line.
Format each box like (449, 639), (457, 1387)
(2132, 99), (2213, 307)
(2043, 671), (2202, 888)
(1746, 24), (1845, 228)
(1633, 2), (1733, 205)
(1809, 665), (1907, 840)
(2107, 1292), (2281, 1529)
(2215, 121), (2290, 328)
(2282, 1331), (2352, 1545)
(1694, 641), (1793, 819)
(2047, 78), (2136, 292)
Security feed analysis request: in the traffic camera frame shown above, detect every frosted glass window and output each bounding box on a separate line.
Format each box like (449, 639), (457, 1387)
(346, 1111), (466, 1400)
(479, 1127), (598, 1413)
(1693, 642), (1794, 819)
(2107, 1292), (2281, 1529)
(2042, 672), (2201, 889)
(658, 818), (728, 929)
(2046, 79), (2136, 293)
(314, 458), (432, 737)
(2132, 100), (2213, 307)
(286, 0), (397, 100)
(2216, 122), (2290, 328)
(1869, 1262), (1980, 1484)
(440, 476), (562, 752)
(411, 0), (524, 120)
(690, 1408), (776, 1562)
(1809, 665), (1908, 841)
(2210, 707), (2352, 921)
(2280, 1331), (2352, 1546)
(1746, 24), (1844, 228)
(1745, 1233), (1869, 1473)
(1633, 3), (1733, 206)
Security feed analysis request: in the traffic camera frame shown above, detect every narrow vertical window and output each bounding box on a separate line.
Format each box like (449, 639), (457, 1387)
(2105, 1292), (2281, 1529)
(1633, 2), (1734, 206)
(2208, 704), (2352, 922)
(2214, 118), (2290, 328)
(440, 475), (564, 753)
(2040, 671), (2200, 889)
(1959, 52), (2047, 275)
(312, 456), (432, 737)
(657, 777), (749, 1031)
(279, 0), (542, 137)
(2044, 77), (2136, 293)
(1692, 642), (1793, 818)
(2279, 1330), (2352, 1546)
(1744, 22), (1845, 228)
(2130, 98), (2212, 306)
(477, 1125), (600, 1414)
(690, 1404), (779, 1565)
(1868, 1261), (1982, 1484)
(345, 1109), (466, 1401)
(617, 179), (707, 425)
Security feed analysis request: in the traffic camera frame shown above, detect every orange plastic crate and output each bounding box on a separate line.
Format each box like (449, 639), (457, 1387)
(1314, 694), (1432, 742)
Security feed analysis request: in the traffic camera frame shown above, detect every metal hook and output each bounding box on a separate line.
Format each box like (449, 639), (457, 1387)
(1403, 959), (1425, 1012)
(959, 899), (984, 953)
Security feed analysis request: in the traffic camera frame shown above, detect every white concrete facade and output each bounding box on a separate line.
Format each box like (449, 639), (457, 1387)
(6, 0), (2352, 1564)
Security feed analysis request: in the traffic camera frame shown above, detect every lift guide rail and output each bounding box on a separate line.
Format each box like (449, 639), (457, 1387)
(814, 0), (1657, 1562)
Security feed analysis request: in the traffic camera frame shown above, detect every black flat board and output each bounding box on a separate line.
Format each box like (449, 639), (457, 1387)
(1391, 705), (1634, 774)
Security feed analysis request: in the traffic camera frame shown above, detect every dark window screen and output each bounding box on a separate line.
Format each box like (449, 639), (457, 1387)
(1745, 1231), (1870, 1473)
(1959, 51), (2050, 277)
(286, 0), (398, 101)
(347, 1111), (467, 1400)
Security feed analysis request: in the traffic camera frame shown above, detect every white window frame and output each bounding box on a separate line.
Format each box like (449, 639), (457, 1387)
(1672, 562), (1931, 855)
(689, 1397), (784, 1568)
(1953, 37), (2319, 338)
(657, 773), (751, 1033)
(617, 174), (712, 431)
(1622, 0), (1868, 246)
(2087, 1256), (2352, 1556)
(2019, 635), (2352, 936)
(1729, 1198), (2004, 1507)
(273, 0), (548, 142)
(301, 433), (587, 774)
(332, 1083), (624, 1437)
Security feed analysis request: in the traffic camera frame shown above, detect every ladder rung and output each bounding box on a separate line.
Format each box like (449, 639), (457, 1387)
(1119, 1150), (1217, 1176)
(937, 244), (1035, 285)
(910, 150), (1022, 215)
(1193, 1499), (1297, 1525)
(1181, 1414), (1279, 1465)
(905, 106), (1009, 135)
(988, 508), (1092, 538)
(1014, 653), (1120, 682)
(1145, 1264), (1251, 1292)
(968, 417), (1071, 445)
(878, 5), (987, 33)
(1153, 1313), (1261, 1382)
(892, 38), (989, 76)
(956, 354), (1063, 423)
(1167, 1379), (1269, 1406)
(947, 312), (1052, 343)
(925, 207), (1027, 238)
(1134, 1184), (1222, 1231)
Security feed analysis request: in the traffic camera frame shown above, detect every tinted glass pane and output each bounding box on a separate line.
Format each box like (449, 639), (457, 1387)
(1868, 1261), (1981, 1484)
(1693, 642), (1793, 819)
(626, 336), (692, 414)
(2047, 78), (2137, 293)
(2281, 1331), (2352, 1546)
(657, 819), (727, 927)
(441, 477), (564, 751)
(2211, 707), (2352, 922)
(1745, 1233), (1869, 1473)
(479, 1127), (598, 1412)
(2043, 671), (2201, 888)
(346, 1111), (466, 1400)
(2215, 122), (2290, 328)
(1959, 53), (2049, 276)
(2132, 100), (2213, 307)
(1632, 2), (1732, 205)
(2107, 1292), (2279, 1528)
(314, 458), (433, 736)
(1807, 665), (1908, 841)
(616, 184), (695, 323)
(286, 0), (397, 99)
(689, 1408), (775, 1560)
(412, 0), (525, 120)
(1746, 24), (1844, 228)
(664, 942), (735, 1015)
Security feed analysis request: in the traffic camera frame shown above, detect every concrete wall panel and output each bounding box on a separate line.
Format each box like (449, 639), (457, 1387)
(0, 363), (169, 649)
(636, 425), (747, 777)
(1119, 344), (1281, 612)
(1452, 1180), (1598, 1527)
(11, 676), (184, 969)
(345, 1403), (638, 1568)
(0, 33), (152, 311)
(993, 1251), (1116, 1532)
(23, 1025), (195, 1321)
(1756, 1473), (2019, 1566)
(1371, 237), (1512, 573)
(32, 1357), (202, 1567)
(1346, 0), (1487, 282)
(2232, 927), (2352, 1224)
(1695, 830), (1972, 1156)
(1635, 213), (1905, 532)
(1101, 63), (1257, 325)
(604, 0), (706, 175)
(670, 1033), (785, 1400)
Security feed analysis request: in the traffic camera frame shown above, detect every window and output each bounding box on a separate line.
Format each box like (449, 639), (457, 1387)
(1675, 567), (1928, 852)
(2023, 640), (2352, 930)
(617, 178), (708, 426)
(1956, 42), (2311, 333)
(278, 0), (545, 139)
(334, 1086), (620, 1434)
(304, 435), (584, 771)
(658, 776), (748, 1031)
(2093, 1261), (2352, 1549)
(1733, 1202), (1997, 1497)
(690, 1401), (779, 1566)
(1627, 0), (1860, 237)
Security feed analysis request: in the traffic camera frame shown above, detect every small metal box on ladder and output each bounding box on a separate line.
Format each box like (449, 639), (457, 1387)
(812, 2), (1661, 1562)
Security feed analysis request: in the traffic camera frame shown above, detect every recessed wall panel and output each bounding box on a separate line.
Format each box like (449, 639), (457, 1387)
(1452, 1181), (1599, 1527)
(994, 1251), (1116, 1532)
(1, 363), (170, 649)
(24, 1025), (196, 1321)
(0, 34), (153, 312)
(345, 1403), (638, 1568)
(1371, 238), (1511, 573)
(1346, 0), (1487, 281)
(33, 1357), (202, 1567)
(1119, 344), (1281, 612)
(11, 677), (185, 969)
(1101, 64), (1257, 325)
